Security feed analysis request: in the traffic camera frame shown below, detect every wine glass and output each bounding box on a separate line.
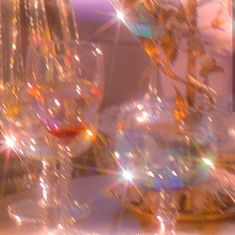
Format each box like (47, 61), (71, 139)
(0, 41), (104, 233)
(3, 90), (94, 226)
(25, 41), (103, 233)
(114, 98), (217, 234)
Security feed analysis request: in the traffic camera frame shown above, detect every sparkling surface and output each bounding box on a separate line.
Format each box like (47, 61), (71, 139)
(1, 175), (235, 234)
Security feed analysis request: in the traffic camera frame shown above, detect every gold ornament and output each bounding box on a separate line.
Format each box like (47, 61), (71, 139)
(174, 86), (189, 122)
(161, 34), (178, 63)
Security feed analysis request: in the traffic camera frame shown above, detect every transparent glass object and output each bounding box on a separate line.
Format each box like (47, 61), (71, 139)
(115, 99), (217, 234)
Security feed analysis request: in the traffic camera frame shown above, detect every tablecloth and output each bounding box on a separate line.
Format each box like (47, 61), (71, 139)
(0, 175), (235, 235)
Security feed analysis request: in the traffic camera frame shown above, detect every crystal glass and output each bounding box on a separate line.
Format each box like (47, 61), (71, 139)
(114, 99), (217, 234)
(0, 41), (103, 233)
(3, 94), (94, 225)
(27, 41), (103, 233)
(0, 0), (99, 231)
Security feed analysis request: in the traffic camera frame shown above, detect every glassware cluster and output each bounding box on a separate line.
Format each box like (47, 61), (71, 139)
(0, 1), (233, 235)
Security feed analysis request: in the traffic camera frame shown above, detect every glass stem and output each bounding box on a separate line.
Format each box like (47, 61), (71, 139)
(158, 190), (177, 235)
(40, 159), (59, 226)
(58, 143), (74, 230)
